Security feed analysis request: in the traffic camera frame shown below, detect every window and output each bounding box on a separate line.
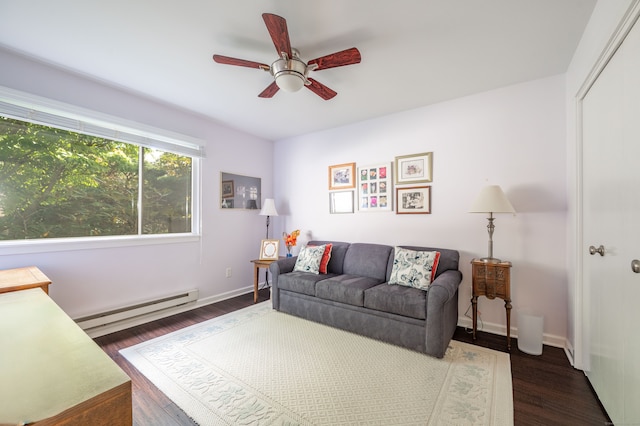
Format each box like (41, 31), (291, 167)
(0, 88), (202, 243)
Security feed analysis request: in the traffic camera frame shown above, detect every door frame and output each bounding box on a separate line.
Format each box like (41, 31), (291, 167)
(573, 0), (640, 370)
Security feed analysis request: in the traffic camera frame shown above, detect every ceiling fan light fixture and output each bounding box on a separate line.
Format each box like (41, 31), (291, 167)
(275, 72), (305, 92)
(271, 55), (308, 92)
(212, 14), (361, 100)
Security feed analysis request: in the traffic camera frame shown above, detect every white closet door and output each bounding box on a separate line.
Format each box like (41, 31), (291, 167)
(582, 15), (640, 425)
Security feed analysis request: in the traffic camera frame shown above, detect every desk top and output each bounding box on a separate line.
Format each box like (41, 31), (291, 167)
(0, 288), (130, 424)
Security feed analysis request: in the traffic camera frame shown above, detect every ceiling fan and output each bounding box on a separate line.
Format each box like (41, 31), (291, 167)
(213, 13), (361, 100)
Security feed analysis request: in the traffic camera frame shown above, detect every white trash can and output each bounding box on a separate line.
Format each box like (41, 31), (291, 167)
(517, 309), (544, 355)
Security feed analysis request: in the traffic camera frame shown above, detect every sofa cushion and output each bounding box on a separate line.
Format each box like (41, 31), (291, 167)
(342, 243), (393, 281)
(316, 275), (384, 306)
(389, 247), (440, 290)
(293, 244), (327, 274)
(278, 271), (335, 296)
(364, 283), (427, 320)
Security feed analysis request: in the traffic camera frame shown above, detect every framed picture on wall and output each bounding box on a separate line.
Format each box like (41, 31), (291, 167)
(328, 162), (356, 190)
(395, 152), (433, 184)
(358, 162), (392, 212)
(396, 186), (431, 214)
(329, 191), (355, 214)
(259, 239), (280, 260)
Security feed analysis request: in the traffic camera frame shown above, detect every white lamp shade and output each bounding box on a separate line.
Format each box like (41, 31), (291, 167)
(275, 73), (305, 92)
(259, 198), (279, 216)
(469, 185), (515, 213)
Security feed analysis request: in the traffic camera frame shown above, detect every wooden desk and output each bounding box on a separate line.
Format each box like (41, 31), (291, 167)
(0, 289), (132, 425)
(0, 265), (52, 294)
(471, 259), (512, 350)
(250, 258), (281, 303)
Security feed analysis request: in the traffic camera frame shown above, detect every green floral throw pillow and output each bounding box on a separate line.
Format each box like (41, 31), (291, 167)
(389, 247), (440, 290)
(293, 244), (327, 275)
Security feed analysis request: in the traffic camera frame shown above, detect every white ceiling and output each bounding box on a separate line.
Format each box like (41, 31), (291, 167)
(0, 1), (596, 141)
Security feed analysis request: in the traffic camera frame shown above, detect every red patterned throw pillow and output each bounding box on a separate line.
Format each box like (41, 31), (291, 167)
(308, 243), (333, 274)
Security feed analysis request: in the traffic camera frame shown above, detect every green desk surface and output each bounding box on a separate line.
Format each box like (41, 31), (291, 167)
(0, 288), (130, 424)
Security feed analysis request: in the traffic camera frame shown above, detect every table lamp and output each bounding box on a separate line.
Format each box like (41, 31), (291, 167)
(259, 199), (278, 238)
(469, 185), (515, 263)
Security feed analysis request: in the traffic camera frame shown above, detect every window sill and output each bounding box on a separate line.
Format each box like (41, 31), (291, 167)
(0, 234), (200, 256)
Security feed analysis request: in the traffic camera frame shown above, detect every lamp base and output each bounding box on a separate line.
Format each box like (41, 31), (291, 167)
(479, 257), (502, 264)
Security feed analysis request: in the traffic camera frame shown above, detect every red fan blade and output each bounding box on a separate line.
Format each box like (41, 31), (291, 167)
(213, 54), (270, 70)
(262, 13), (292, 58)
(306, 78), (337, 100)
(307, 47), (361, 70)
(258, 81), (280, 98)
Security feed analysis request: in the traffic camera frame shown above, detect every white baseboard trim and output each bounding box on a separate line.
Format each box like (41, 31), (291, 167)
(457, 316), (566, 350)
(79, 285), (257, 338)
(564, 340), (576, 368)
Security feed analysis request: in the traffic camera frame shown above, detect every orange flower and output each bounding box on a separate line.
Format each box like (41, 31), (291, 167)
(283, 229), (300, 249)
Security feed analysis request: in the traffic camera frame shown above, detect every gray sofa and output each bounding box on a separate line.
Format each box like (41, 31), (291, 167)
(269, 241), (462, 358)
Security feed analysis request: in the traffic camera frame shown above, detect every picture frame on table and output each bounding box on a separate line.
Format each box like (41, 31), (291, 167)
(329, 191), (354, 214)
(328, 162), (356, 190)
(394, 152), (433, 184)
(358, 162), (392, 212)
(259, 239), (280, 260)
(396, 186), (431, 214)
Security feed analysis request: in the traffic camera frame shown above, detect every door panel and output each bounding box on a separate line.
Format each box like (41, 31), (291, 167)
(620, 18), (640, 422)
(582, 16), (640, 424)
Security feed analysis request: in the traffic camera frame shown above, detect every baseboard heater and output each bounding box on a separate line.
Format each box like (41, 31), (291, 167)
(76, 289), (199, 332)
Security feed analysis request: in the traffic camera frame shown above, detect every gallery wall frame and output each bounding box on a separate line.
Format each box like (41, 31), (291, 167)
(329, 191), (355, 214)
(358, 162), (392, 212)
(395, 152), (433, 184)
(396, 186), (431, 214)
(328, 162), (356, 190)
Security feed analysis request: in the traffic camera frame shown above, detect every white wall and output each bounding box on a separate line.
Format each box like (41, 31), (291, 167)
(0, 48), (274, 318)
(565, 0), (635, 367)
(272, 75), (569, 345)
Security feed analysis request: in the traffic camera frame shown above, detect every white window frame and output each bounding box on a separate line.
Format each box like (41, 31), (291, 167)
(0, 86), (204, 255)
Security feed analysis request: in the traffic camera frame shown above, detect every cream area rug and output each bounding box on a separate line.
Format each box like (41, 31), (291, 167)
(120, 302), (513, 425)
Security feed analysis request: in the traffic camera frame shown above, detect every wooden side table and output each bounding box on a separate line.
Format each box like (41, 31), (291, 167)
(471, 259), (512, 350)
(0, 266), (52, 295)
(250, 258), (280, 303)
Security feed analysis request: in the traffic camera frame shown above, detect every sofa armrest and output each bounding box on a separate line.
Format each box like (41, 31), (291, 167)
(269, 257), (297, 310)
(425, 269), (463, 358)
(428, 269), (462, 304)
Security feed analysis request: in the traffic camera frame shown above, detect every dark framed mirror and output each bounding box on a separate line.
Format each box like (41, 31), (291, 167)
(220, 172), (261, 210)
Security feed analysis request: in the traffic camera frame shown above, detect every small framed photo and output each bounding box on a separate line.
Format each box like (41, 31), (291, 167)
(396, 186), (431, 214)
(259, 239), (280, 260)
(328, 162), (356, 190)
(395, 152), (433, 184)
(221, 180), (234, 198)
(358, 162), (392, 212)
(330, 191), (354, 214)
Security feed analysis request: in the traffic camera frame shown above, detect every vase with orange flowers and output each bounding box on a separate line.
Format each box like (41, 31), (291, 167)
(283, 229), (300, 257)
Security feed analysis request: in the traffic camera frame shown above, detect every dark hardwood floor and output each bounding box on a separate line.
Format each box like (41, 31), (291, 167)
(95, 290), (611, 425)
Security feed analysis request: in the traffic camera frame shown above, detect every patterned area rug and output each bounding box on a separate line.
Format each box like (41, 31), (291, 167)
(120, 302), (513, 425)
